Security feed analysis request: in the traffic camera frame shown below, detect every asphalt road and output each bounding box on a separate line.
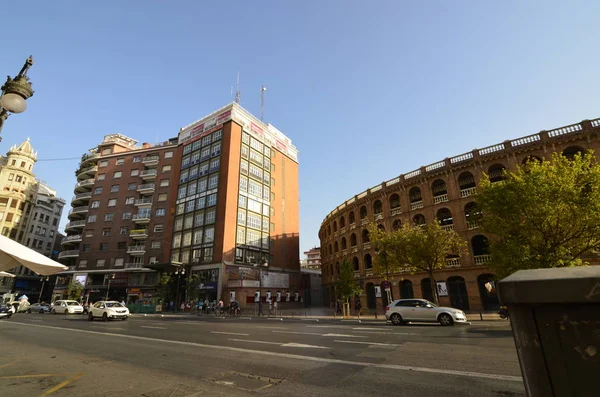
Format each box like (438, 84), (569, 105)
(0, 313), (525, 397)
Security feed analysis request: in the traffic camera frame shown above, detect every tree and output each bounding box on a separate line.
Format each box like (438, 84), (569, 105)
(67, 280), (84, 301)
(369, 222), (467, 304)
(475, 151), (600, 278)
(157, 273), (173, 304)
(335, 260), (363, 311)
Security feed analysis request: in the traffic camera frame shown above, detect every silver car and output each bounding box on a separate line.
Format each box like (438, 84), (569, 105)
(385, 299), (467, 326)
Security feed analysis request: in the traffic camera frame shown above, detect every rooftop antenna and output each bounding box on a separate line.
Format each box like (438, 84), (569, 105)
(260, 85), (267, 122)
(234, 71), (241, 104)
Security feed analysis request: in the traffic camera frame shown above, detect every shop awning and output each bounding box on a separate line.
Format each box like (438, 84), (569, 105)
(0, 235), (68, 276)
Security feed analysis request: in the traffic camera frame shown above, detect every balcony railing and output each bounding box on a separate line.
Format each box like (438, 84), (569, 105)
(467, 220), (480, 230)
(362, 242), (371, 250)
(65, 220), (86, 230)
(75, 179), (95, 189)
(410, 200), (423, 210)
(129, 229), (148, 238)
(135, 197), (153, 206)
(58, 250), (79, 259)
(351, 247), (358, 253)
(341, 249), (348, 256)
(445, 258), (461, 267)
(441, 224), (454, 231)
(127, 246), (146, 255)
(125, 263), (144, 269)
(433, 194), (449, 204)
(77, 165), (98, 179)
(391, 207), (402, 216)
(69, 206), (89, 215)
(360, 218), (369, 226)
(460, 187), (476, 198)
(374, 213), (384, 221)
(137, 183), (155, 194)
(142, 156), (160, 166)
(71, 192), (92, 202)
(474, 254), (491, 265)
(61, 235), (82, 245)
(132, 213), (151, 223)
(140, 169), (157, 179)
(349, 223), (356, 230)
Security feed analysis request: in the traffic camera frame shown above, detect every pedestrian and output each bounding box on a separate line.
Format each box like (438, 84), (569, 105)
(169, 300), (174, 312)
(216, 299), (224, 315)
(273, 299), (278, 316)
(355, 298), (362, 318)
(121, 300), (126, 307)
(268, 298), (273, 316)
(336, 299), (342, 314)
(180, 302), (185, 312)
(197, 300), (202, 315)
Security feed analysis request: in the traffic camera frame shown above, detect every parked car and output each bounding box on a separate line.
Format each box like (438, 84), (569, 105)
(0, 303), (13, 319)
(51, 300), (84, 315)
(88, 301), (129, 321)
(28, 303), (51, 314)
(385, 299), (467, 326)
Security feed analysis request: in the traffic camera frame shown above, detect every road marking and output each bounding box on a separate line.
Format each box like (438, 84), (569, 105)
(352, 327), (385, 330)
(230, 339), (330, 349)
(255, 326), (286, 329)
(334, 340), (404, 347)
(282, 343), (330, 349)
(141, 326), (166, 330)
(306, 325), (347, 329)
(1, 321), (523, 383)
(353, 330), (417, 336)
(273, 330), (366, 338)
(211, 331), (249, 336)
(41, 372), (85, 396)
(0, 361), (20, 368)
(0, 374), (68, 379)
(229, 339), (281, 345)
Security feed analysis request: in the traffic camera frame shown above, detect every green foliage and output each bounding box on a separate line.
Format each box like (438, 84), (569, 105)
(475, 151), (600, 278)
(67, 281), (84, 301)
(335, 260), (363, 302)
(157, 273), (173, 302)
(369, 221), (467, 304)
(186, 274), (202, 301)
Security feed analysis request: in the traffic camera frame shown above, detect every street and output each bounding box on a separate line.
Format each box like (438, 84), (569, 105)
(0, 313), (524, 397)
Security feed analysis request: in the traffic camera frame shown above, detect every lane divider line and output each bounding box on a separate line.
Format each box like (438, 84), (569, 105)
(211, 331), (249, 336)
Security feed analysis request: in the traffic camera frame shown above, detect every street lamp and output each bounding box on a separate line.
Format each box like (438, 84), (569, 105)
(253, 259), (269, 316)
(175, 266), (185, 311)
(0, 56), (34, 139)
(105, 273), (115, 301)
(38, 276), (50, 303)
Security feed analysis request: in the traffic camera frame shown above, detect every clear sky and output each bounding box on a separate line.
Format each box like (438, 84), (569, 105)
(1, 1), (599, 256)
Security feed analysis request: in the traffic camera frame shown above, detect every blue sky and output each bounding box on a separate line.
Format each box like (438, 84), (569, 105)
(2, 1), (599, 256)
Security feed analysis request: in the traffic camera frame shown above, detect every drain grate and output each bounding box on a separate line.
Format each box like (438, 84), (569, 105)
(205, 371), (283, 392)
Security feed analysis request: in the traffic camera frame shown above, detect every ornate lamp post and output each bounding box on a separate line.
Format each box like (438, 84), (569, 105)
(0, 56), (35, 139)
(253, 259), (269, 316)
(175, 266), (185, 311)
(38, 276), (50, 303)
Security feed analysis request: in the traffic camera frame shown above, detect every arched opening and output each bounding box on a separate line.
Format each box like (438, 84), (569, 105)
(522, 155), (542, 165)
(471, 235), (490, 256)
(389, 193), (401, 210)
(447, 276), (470, 311)
(352, 256), (359, 271)
(377, 224), (385, 232)
(413, 214), (426, 226)
(409, 187), (422, 205)
(341, 237), (347, 250)
(340, 216), (346, 228)
(421, 278), (434, 302)
(333, 221), (337, 232)
(458, 171), (476, 190)
(562, 145), (585, 160)
(366, 283), (376, 310)
(373, 200), (383, 215)
(364, 253), (373, 269)
(334, 241), (339, 253)
(392, 219), (402, 231)
(349, 211), (355, 224)
(335, 262), (340, 275)
(328, 244), (332, 255)
(488, 164), (506, 183)
(436, 208), (453, 227)
(432, 179), (448, 202)
(478, 274), (500, 311)
(400, 280), (414, 299)
(360, 206), (368, 220)
(362, 229), (370, 244)
(464, 202), (481, 229)
(350, 233), (357, 247)
(327, 224), (331, 236)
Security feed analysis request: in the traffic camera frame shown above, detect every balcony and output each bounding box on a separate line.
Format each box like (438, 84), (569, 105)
(391, 207), (402, 216)
(374, 213), (384, 221)
(76, 165), (98, 180)
(467, 220), (480, 230)
(127, 245), (146, 255)
(140, 169), (157, 180)
(132, 213), (151, 224)
(363, 242), (371, 250)
(130, 229), (148, 239)
(68, 205), (89, 217)
(351, 247), (358, 253)
(61, 234), (82, 245)
(341, 249), (348, 256)
(74, 179), (95, 193)
(58, 250), (79, 259)
(434, 194), (449, 204)
(80, 152), (100, 166)
(360, 218), (369, 226)
(125, 263), (144, 270)
(445, 258), (461, 267)
(441, 224), (454, 231)
(460, 187), (476, 198)
(410, 201), (423, 210)
(142, 155), (160, 167)
(65, 220), (86, 231)
(135, 197), (153, 207)
(71, 192), (92, 205)
(474, 254), (491, 265)
(137, 183), (155, 195)
(349, 223), (356, 230)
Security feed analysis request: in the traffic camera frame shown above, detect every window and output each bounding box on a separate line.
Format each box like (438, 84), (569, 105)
(98, 174), (106, 181)
(250, 137), (263, 152)
(193, 229), (203, 245)
(241, 145), (249, 159)
(196, 196), (206, 209)
(246, 229), (260, 247)
(120, 227), (129, 235)
(194, 212), (204, 227)
(160, 179), (169, 187)
(183, 231), (192, 246)
(202, 135), (212, 147)
(205, 208), (216, 224)
(176, 203), (185, 215)
(154, 224), (164, 232)
(130, 169), (139, 176)
(191, 152), (200, 164)
(248, 198), (261, 213)
(133, 155), (141, 163)
(249, 149), (263, 165)
(164, 151), (173, 158)
(151, 241), (161, 249)
(110, 185), (119, 193)
(183, 144), (192, 154)
(236, 227), (245, 244)
(207, 193), (217, 207)
(104, 213), (114, 221)
(94, 187), (103, 194)
(240, 160), (249, 175)
(203, 247), (213, 262)
(125, 197), (135, 205)
(96, 259), (106, 267)
(239, 176), (248, 192)
(115, 258), (124, 267)
(88, 215), (97, 223)
(262, 204), (270, 216)
(247, 213), (261, 230)
(84, 229), (94, 237)
(99, 160), (108, 167)
(204, 227), (215, 243)
(116, 158), (125, 165)
(249, 164), (263, 180)
(180, 170), (189, 183)
(114, 171), (122, 179)
(238, 211), (246, 225)
(128, 183), (137, 191)
(91, 200), (100, 208)
(108, 198), (117, 207)
(213, 129), (222, 141)
(155, 208), (166, 216)
(178, 186), (186, 199)
(199, 162), (209, 175)
(82, 244), (91, 252)
(248, 179), (262, 197)
(189, 166), (199, 179)
(122, 212), (132, 220)
(182, 156), (191, 168)
(174, 217), (183, 231)
(201, 147), (210, 160)
(162, 165), (171, 172)
(79, 260), (88, 268)
(211, 142), (221, 156)
(102, 228), (111, 236)
(100, 243), (108, 251)
(264, 146), (271, 157)
(173, 233), (181, 248)
(239, 195), (247, 209)
(209, 158), (220, 172)
(198, 178), (207, 193)
(185, 200), (195, 213)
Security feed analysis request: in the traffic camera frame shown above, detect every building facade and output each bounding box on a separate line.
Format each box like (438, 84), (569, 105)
(319, 118), (600, 312)
(302, 247), (321, 270)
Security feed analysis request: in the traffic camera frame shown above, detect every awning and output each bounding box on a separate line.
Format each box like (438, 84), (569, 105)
(145, 262), (182, 273)
(0, 271), (16, 278)
(0, 235), (68, 276)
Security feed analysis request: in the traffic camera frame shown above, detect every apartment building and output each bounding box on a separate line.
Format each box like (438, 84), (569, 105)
(302, 247), (321, 270)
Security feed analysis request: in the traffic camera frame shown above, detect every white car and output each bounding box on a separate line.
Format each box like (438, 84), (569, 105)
(385, 299), (468, 326)
(88, 301), (129, 321)
(51, 300), (84, 315)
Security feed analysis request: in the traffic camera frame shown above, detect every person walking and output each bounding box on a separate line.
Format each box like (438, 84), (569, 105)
(355, 298), (362, 318)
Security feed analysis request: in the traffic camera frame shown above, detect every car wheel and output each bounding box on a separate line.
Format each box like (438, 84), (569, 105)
(51, 309), (56, 315)
(102, 313), (108, 322)
(39, 309), (44, 314)
(64, 309), (69, 315)
(121, 317), (127, 321)
(88, 312), (94, 321)
(390, 313), (403, 326)
(438, 313), (454, 326)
